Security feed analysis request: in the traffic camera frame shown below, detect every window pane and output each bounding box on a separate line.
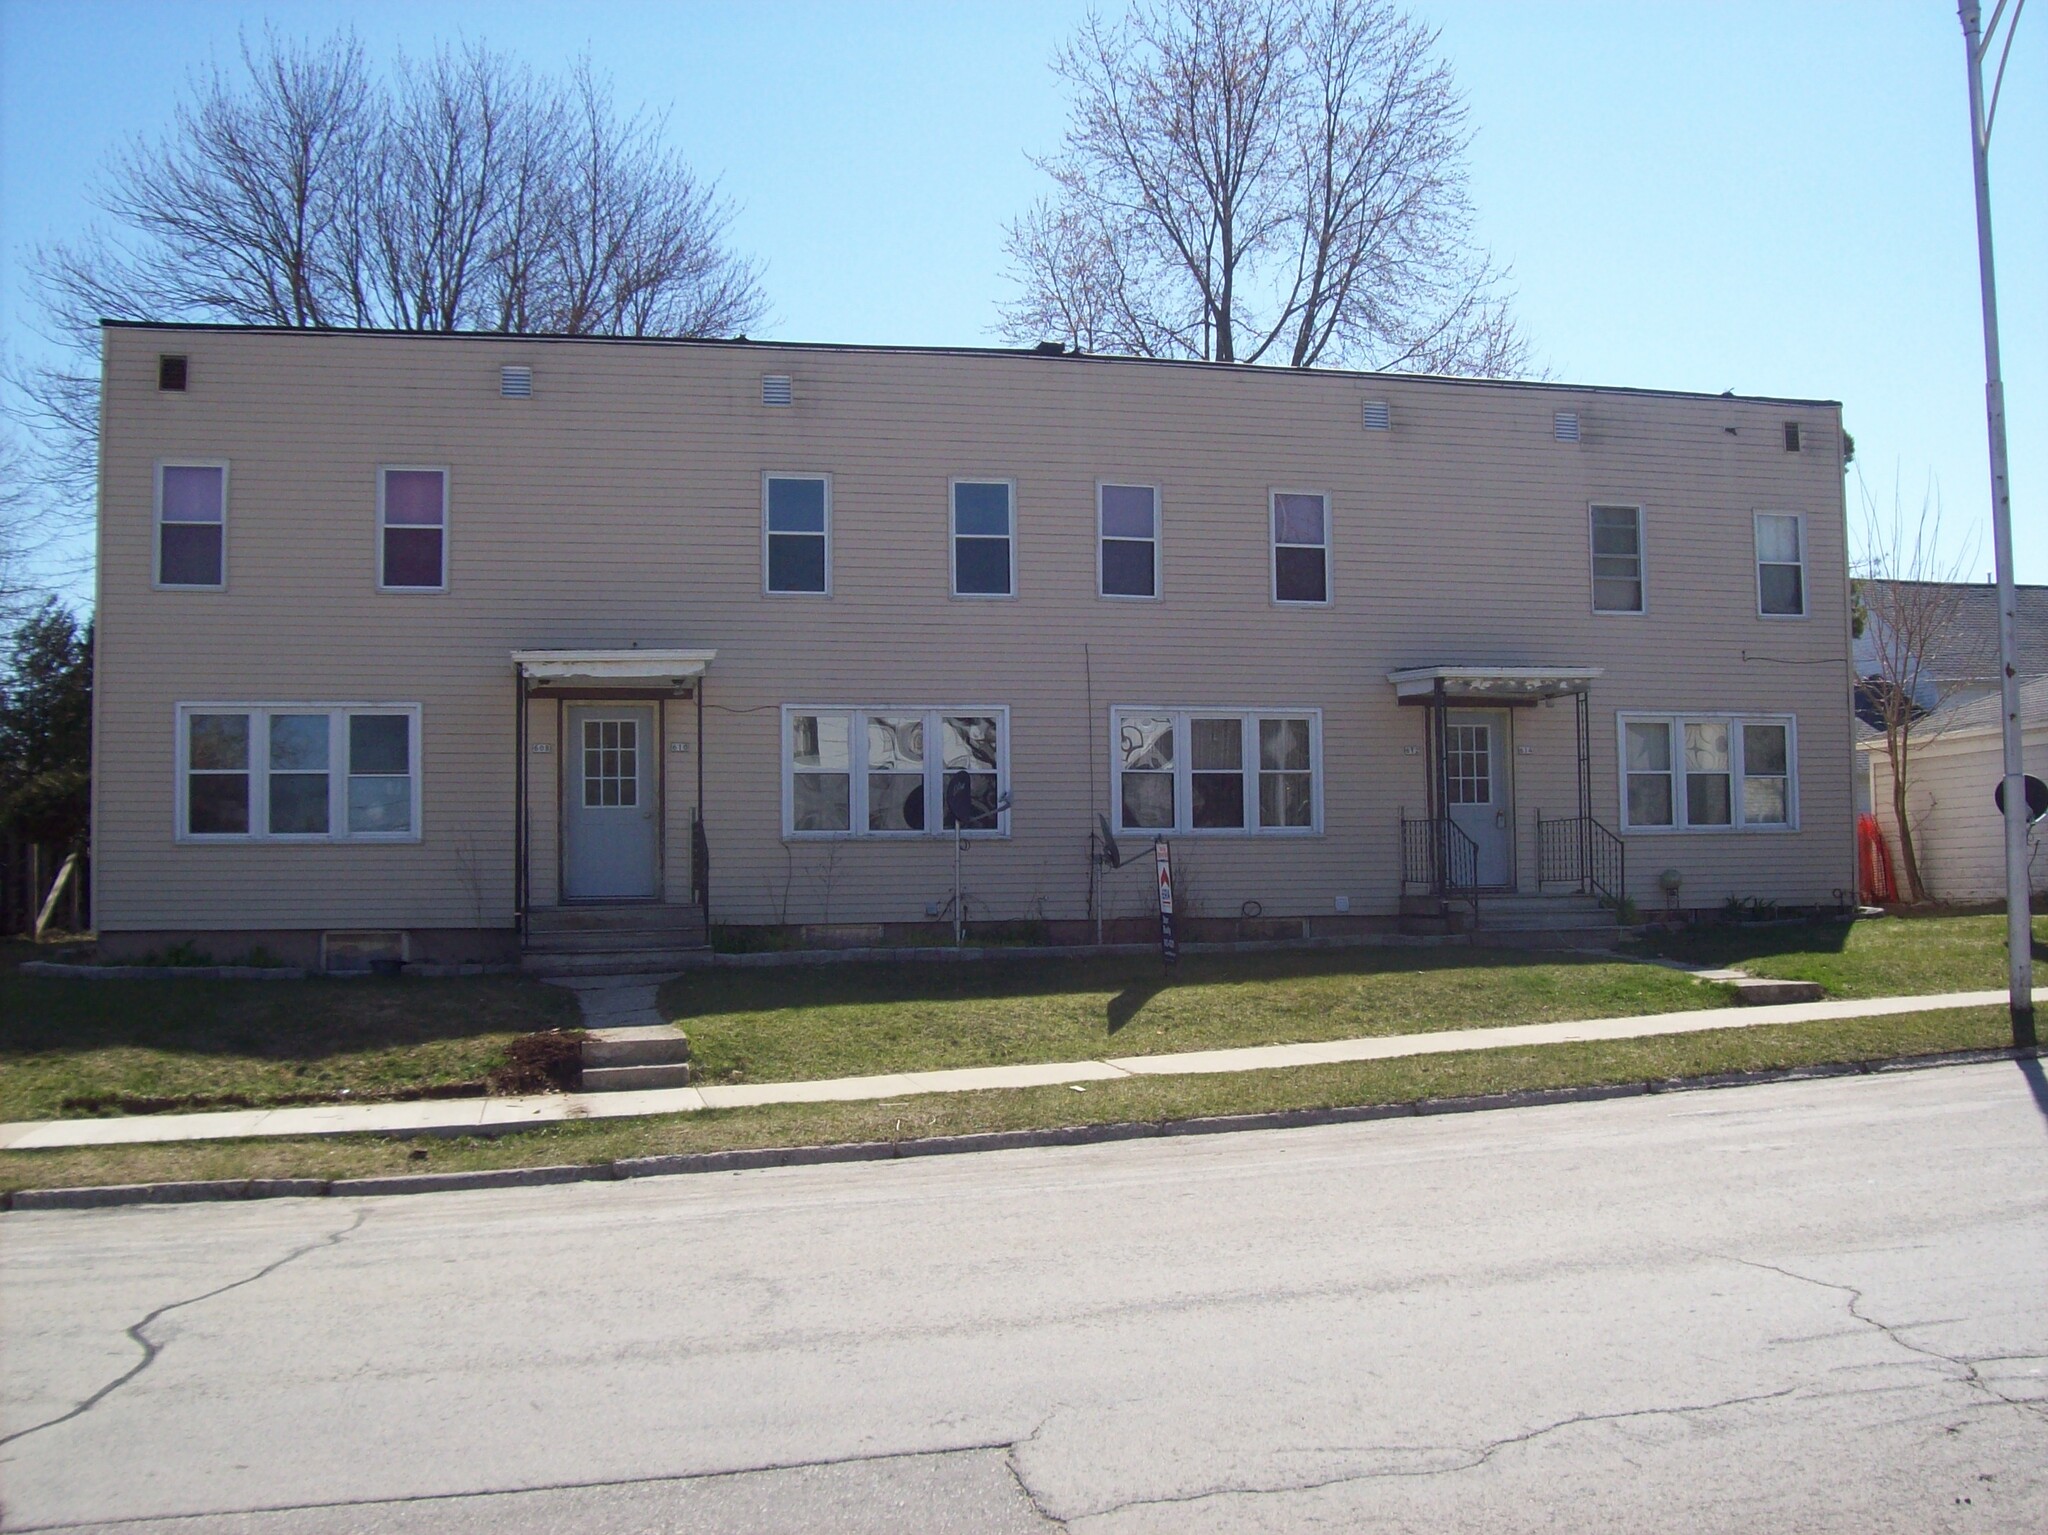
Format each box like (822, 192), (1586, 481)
(1274, 546), (1327, 602)
(1743, 777), (1788, 824)
(1687, 773), (1732, 826)
(383, 527), (444, 588)
(941, 716), (999, 772)
(868, 773), (926, 831)
(162, 466), (224, 522)
(767, 477), (826, 532)
(1260, 718), (1310, 772)
(1756, 514), (1800, 564)
(1259, 771), (1313, 827)
(1593, 576), (1642, 613)
(1100, 485), (1155, 538)
(1273, 494), (1326, 545)
(768, 534), (826, 593)
(159, 522), (223, 586)
(1101, 539), (1155, 597)
(954, 536), (1011, 594)
(347, 776), (412, 834)
(867, 715), (924, 771)
(1192, 771), (1244, 828)
(942, 770), (999, 830)
(350, 715), (410, 775)
(1625, 722), (1670, 773)
(952, 482), (1010, 536)
(1760, 564), (1804, 615)
(1118, 714), (1173, 771)
(791, 714), (849, 771)
(269, 714), (329, 772)
(793, 772), (851, 831)
(1744, 723), (1788, 776)
(270, 771), (329, 834)
(1627, 773), (1673, 827)
(1190, 717), (1241, 771)
(190, 713), (249, 769)
(1121, 772), (1174, 829)
(383, 470), (445, 526)
(1591, 507), (1639, 554)
(188, 773), (249, 834)
(1685, 722), (1730, 773)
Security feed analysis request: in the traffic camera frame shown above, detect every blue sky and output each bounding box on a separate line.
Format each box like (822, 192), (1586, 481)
(2, 0), (2042, 588)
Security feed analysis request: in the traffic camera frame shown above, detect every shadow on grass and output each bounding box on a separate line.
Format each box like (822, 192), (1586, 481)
(1107, 977), (1170, 1034)
(1624, 919), (1855, 968)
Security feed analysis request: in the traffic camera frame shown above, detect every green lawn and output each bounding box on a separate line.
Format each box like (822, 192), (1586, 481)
(0, 942), (576, 1121)
(1621, 911), (2044, 998)
(663, 947), (1726, 1086)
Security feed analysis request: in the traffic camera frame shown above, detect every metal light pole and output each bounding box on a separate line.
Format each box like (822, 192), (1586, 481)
(1958, 0), (2035, 1046)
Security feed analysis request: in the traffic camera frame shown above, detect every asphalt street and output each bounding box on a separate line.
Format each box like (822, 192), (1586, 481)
(5, 1061), (2046, 1533)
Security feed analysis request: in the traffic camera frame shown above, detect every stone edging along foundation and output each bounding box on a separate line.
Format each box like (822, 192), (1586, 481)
(4, 1046), (2035, 1212)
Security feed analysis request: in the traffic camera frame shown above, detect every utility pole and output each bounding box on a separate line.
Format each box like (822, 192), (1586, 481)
(1958, 0), (2034, 1046)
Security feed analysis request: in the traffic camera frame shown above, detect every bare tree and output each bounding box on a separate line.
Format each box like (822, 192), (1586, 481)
(1000, 0), (1529, 375)
(1855, 475), (1978, 903)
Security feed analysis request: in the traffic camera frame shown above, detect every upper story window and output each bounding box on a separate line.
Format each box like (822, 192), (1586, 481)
(178, 703), (421, 842)
(1114, 707), (1320, 835)
(1098, 483), (1158, 599)
(784, 706), (1009, 838)
(379, 467), (448, 591)
(764, 474), (830, 594)
(1620, 713), (1795, 832)
(1271, 492), (1329, 604)
(1755, 512), (1806, 617)
(157, 355), (189, 392)
(155, 462), (227, 589)
(951, 480), (1014, 597)
(1591, 504), (1644, 614)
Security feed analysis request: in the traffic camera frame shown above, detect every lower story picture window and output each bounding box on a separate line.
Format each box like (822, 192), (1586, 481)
(1621, 713), (1795, 831)
(181, 705), (419, 840)
(786, 707), (1007, 837)
(1116, 708), (1319, 834)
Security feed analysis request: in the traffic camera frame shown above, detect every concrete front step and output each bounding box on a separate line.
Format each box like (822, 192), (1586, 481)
(520, 948), (710, 977)
(526, 905), (704, 935)
(582, 1062), (695, 1091)
(582, 1024), (692, 1069)
(1479, 913), (1621, 932)
(525, 927), (708, 953)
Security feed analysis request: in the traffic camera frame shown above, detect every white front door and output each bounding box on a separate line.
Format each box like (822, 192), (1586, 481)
(1445, 709), (1513, 889)
(564, 705), (658, 900)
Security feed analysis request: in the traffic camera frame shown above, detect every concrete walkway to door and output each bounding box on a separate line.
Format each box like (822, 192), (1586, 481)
(1, 986), (2037, 1153)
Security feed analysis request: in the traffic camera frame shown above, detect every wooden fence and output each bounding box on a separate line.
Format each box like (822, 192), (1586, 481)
(0, 836), (90, 938)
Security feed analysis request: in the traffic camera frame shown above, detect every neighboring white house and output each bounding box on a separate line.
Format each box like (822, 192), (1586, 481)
(1860, 674), (2048, 902)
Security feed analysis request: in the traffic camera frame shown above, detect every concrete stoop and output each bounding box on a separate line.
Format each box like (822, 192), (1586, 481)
(522, 903), (710, 977)
(580, 1024), (693, 1092)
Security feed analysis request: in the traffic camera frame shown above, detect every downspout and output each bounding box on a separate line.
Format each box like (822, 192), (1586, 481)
(515, 668), (528, 949)
(696, 676), (708, 930)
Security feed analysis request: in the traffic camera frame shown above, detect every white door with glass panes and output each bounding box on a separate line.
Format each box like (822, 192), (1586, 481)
(1444, 709), (1513, 888)
(565, 705), (658, 900)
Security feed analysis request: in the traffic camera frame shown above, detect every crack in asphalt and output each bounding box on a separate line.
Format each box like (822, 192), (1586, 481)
(1065, 1387), (1798, 1522)
(1005, 1411), (1069, 1531)
(1733, 1257), (2048, 1423)
(0, 1209), (368, 1450)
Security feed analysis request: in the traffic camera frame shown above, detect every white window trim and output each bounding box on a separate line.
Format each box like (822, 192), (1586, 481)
(762, 471), (832, 597)
(153, 459), (230, 591)
(174, 703), (424, 844)
(1754, 509), (1807, 619)
(1096, 480), (1161, 601)
(1615, 711), (1799, 834)
(376, 465), (451, 594)
(1269, 489), (1332, 607)
(1589, 502), (1647, 616)
(949, 477), (1017, 600)
(1110, 706), (1325, 837)
(782, 705), (1011, 840)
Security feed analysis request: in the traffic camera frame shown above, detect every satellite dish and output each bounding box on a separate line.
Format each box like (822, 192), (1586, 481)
(1992, 774), (2048, 825)
(1095, 812), (1123, 869)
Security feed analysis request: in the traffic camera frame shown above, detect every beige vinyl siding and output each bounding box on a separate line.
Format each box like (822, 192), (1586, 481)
(94, 326), (1855, 935)
(1865, 729), (2048, 902)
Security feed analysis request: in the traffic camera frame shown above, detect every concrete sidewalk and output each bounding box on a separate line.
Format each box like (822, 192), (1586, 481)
(2, 987), (2035, 1153)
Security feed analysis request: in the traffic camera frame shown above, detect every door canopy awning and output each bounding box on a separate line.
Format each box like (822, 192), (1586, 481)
(512, 648), (717, 685)
(1387, 665), (1603, 704)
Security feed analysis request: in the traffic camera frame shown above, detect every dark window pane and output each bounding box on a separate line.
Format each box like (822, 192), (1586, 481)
(1274, 546), (1327, 603)
(767, 477), (826, 532)
(1260, 772), (1314, 827)
(793, 773), (850, 831)
(383, 470), (445, 526)
(768, 533), (827, 592)
(189, 713), (249, 770)
(942, 770), (998, 830)
(1121, 773), (1174, 829)
(1687, 773), (1732, 826)
(870, 774), (926, 831)
(1593, 576), (1642, 612)
(953, 482), (1010, 536)
(383, 527), (444, 587)
(1192, 771), (1244, 828)
(189, 773), (249, 834)
(1627, 774), (1673, 827)
(1101, 539), (1155, 596)
(1760, 564), (1803, 615)
(350, 715), (410, 775)
(955, 536), (1011, 595)
(270, 772), (329, 834)
(160, 523), (223, 586)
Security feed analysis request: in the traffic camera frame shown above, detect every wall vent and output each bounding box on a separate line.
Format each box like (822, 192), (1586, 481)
(762, 374), (793, 407)
(1362, 400), (1391, 431)
(158, 355), (188, 392)
(1553, 410), (1581, 443)
(1783, 421), (1802, 452)
(499, 365), (533, 398)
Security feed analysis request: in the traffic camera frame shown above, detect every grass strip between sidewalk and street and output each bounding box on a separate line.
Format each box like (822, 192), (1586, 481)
(0, 1003), (2019, 1195)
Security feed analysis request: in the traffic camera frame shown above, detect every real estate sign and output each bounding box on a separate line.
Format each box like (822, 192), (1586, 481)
(1154, 839), (1178, 966)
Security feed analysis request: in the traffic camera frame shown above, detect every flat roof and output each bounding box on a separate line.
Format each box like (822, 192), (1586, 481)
(100, 318), (1842, 409)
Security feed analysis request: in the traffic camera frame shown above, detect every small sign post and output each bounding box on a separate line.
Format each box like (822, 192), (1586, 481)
(1154, 838), (1178, 968)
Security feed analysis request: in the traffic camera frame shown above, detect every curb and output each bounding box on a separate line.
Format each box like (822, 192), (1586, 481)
(4, 1045), (2036, 1212)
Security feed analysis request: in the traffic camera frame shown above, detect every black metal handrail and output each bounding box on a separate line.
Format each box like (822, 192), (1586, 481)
(1536, 813), (1626, 907)
(1401, 815), (1482, 899)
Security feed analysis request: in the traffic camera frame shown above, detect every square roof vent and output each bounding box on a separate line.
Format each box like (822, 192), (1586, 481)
(500, 365), (532, 398)
(1553, 410), (1581, 443)
(762, 374), (793, 407)
(1362, 400), (1391, 431)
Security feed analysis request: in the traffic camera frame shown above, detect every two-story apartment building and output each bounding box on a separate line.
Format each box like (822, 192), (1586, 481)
(92, 321), (1855, 967)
